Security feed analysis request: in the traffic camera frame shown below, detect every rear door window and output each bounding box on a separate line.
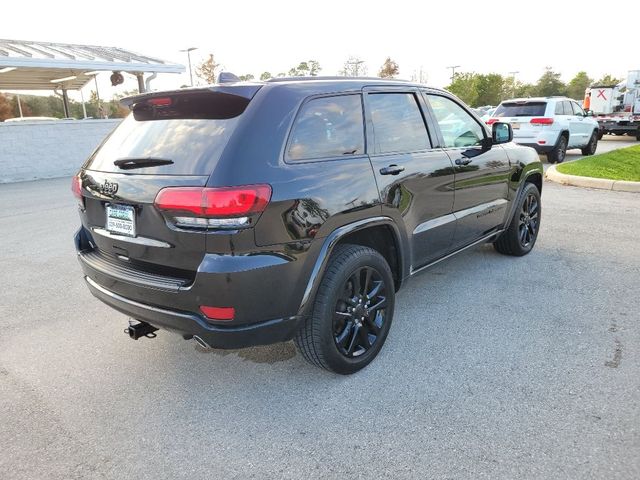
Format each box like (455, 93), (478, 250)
(495, 102), (547, 117)
(367, 93), (430, 154)
(286, 95), (365, 161)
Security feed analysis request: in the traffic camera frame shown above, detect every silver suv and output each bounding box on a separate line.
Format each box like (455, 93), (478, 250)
(489, 97), (600, 163)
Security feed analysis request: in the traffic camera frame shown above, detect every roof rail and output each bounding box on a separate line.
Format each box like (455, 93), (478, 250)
(265, 76), (402, 83)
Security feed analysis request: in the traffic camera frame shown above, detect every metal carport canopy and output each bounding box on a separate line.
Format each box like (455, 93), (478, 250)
(0, 39), (184, 90)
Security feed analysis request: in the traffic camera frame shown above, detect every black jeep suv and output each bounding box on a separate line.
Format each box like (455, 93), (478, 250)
(73, 77), (543, 374)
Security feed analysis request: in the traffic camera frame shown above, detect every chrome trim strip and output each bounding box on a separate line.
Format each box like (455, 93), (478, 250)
(413, 213), (456, 235)
(410, 229), (504, 275)
(453, 198), (508, 221)
(92, 227), (172, 248)
(85, 276), (195, 319)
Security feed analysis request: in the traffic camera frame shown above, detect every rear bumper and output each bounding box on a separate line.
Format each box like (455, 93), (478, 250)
(514, 131), (559, 153)
(85, 276), (303, 349)
(75, 226), (314, 348)
(517, 142), (555, 153)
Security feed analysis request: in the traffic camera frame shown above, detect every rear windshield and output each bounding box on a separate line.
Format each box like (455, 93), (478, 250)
(494, 101), (547, 117)
(84, 92), (249, 175)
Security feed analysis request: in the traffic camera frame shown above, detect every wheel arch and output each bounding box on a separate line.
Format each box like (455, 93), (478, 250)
(297, 217), (406, 317)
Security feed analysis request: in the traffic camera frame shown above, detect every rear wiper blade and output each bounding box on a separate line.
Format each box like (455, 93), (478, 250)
(113, 157), (174, 170)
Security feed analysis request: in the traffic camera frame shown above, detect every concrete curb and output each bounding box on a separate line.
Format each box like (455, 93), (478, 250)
(545, 165), (640, 192)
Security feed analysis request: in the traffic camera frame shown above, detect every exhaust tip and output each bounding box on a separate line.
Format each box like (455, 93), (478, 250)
(193, 335), (211, 350)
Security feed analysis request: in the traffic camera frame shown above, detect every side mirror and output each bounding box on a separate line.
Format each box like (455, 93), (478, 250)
(585, 110), (594, 117)
(492, 122), (513, 144)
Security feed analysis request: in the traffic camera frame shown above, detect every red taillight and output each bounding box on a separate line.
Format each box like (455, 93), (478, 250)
(486, 118), (499, 125)
(530, 117), (554, 125)
(200, 306), (235, 321)
(155, 185), (271, 217)
(148, 97), (172, 106)
(71, 175), (83, 206)
(154, 185), (272, 229)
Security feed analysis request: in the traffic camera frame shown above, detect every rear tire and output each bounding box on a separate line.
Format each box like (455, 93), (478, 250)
(494, 183), (541, 257)
(581, 131), (598, 156)
(294, 244), (395, 374)
(550, 135), (568, 164)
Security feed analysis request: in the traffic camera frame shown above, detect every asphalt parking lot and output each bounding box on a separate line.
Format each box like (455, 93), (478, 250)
(1, 150), (638, 479)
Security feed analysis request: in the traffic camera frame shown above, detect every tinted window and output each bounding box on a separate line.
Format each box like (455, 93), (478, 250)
(427, 94), (485, 148)
(368, 93), (430, 154)
(287, 95), (364, 161)
(495, 101), (547, 117)
(85, 114), (241, 175)
(571, 102), (585, 116)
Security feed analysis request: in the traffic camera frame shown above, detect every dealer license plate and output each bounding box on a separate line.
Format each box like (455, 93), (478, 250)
(106, 204), (136, 237)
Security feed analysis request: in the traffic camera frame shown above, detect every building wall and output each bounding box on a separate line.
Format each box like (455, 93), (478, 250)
(0, 119), (121, 183)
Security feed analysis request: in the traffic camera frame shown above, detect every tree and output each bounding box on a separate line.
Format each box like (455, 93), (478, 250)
(475, 73), (505, 106)
(446, 72), (479, 106)
(196, 54), (220, 84)
(0, 93), (14, 120)
(566, 71), (592, 100)
(238, 74), (255, 81)
(534, 69), (566, 97)
(260, 72), (272, 81)
(378, 57), (399, 78)
(339, 56), (367, 77)
(593, 74), (622, 86)
(288, 60), (322, 77)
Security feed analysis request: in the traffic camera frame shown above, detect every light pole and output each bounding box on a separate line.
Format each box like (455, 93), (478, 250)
(509, 71), (520, 98)
(447, 65), (461, 83)
(180, 47), (198, 86)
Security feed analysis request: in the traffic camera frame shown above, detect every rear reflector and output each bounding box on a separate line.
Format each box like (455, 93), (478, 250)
(155, 185), (271, 217)
(530, 117), (554, 125)
(200, 306), (235, 321)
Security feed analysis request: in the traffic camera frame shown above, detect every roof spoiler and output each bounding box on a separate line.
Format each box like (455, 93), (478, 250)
(120, 84), (262, 108)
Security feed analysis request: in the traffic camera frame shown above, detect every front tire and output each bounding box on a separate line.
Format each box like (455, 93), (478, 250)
(294, 244), (395, 374)
(581, 131), (598, 156)
(494, 183), (541, 256)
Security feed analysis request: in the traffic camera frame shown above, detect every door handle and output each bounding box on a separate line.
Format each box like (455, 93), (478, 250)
(455, 158), (472, 166)
(379, 164), (405, 175)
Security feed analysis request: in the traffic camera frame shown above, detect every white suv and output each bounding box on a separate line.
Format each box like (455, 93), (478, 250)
(488, 97), (600, 163)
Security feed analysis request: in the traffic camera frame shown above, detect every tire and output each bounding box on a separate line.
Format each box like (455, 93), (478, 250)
(294, 244), (395, 374)
(581, 131), (598, 156)
(550, 135), (568, 164)
(636, 129), (640, 141)
(493, 183), (541, 257)
(597, 131), (604, 141)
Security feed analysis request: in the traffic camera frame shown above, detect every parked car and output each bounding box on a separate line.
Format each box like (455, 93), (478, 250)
(488, 97), (600, 163)
(73, 77), (543, 374)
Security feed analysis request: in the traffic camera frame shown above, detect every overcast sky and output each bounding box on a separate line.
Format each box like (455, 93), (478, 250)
(3, 0), (638, 99)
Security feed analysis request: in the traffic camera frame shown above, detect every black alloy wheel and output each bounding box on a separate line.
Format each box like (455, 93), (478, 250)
(333, 266), (387, 358)
(518, 191), (540, 248)
(494, 182), (541, 256)
(294, 244), (395, 374)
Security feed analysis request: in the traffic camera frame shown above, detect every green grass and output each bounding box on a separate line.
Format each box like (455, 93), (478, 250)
(557, 145), (640, 182)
